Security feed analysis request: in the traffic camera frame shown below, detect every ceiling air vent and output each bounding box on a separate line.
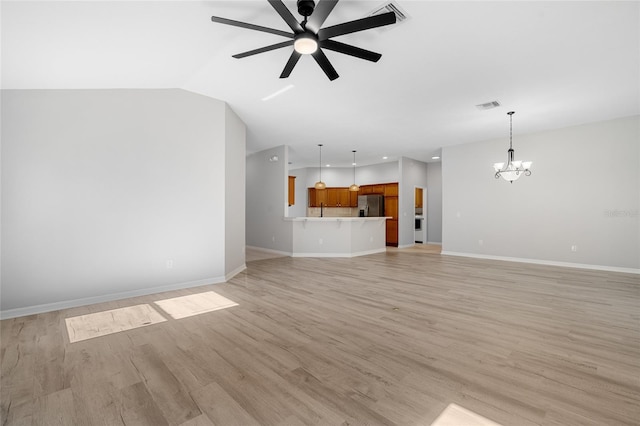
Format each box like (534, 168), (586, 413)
(475, 101), (501, 110)
(368, 1), (410, 26)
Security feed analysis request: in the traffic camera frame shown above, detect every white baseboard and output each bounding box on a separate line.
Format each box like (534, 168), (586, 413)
(397, 244), (415, 249)
(440, 251), (640, 275)
(246, 245), (292, 257)
(225, 264), (247, 281)
(0, 275), (228, 320)
(427, 241), (443, 245)
(291, 248), (386, 258)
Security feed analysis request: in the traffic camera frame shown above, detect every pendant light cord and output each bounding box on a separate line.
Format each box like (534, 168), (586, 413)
(318, 144), (322, 182)
(352, 150), (356, 182)
(508, 111), (514, 150)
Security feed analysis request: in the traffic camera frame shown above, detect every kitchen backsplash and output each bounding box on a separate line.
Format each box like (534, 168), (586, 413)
(307, 207), (360, 217)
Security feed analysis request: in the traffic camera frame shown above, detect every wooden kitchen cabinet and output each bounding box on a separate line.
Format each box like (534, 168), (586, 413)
(350, 190), (359, 207)
(359, 186), (373, 195)
(415, 187), (423, 208)
(386, 220), (398, 246)
(384, 196), (398, 220)
(385, 183), (398, 197)
(338, 188), (351, 207)
(372, 184), (385, 194)
(288, 176), (295, 206)
(308, 188), (327, 207)
(326, 188), (338, 206)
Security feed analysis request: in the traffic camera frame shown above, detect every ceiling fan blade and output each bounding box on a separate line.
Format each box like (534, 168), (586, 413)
(280, 51), (302, 78)
(267, 0), (304, 33)
(311, 49), (339, 81)
(318, 11), (396, 40)
(320, 39), (381, 62)
(212, 16), (293, 38)
(233, 41), (294, 59)
(305, 0), (339, 33)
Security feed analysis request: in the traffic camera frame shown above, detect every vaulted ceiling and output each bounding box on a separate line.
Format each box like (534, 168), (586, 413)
(2, 1), (638, 168)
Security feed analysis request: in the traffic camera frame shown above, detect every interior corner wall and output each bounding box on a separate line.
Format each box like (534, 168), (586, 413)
(426, 162), (443, 243)
(224, 105), (246, 277)
(246, 145), (293, 253)
(442, 115), (639, 270)
(399, 157), (429, 247)
(1, 89), (233, 317)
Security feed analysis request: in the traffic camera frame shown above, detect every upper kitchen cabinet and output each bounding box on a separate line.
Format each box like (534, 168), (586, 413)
(415, 187), (423, 208)
(309, 187), (357, 207)
(308, 188), (327, 207)
(288, 176), (295, 206)
(385, 183), (398, 197)
(338, 188), (352, 207)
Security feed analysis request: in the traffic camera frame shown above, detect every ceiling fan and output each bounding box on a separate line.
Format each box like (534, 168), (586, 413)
(211, 0), (396, 81)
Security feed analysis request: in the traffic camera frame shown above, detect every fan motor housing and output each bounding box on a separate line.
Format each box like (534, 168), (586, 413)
(297, 0), (315, 17)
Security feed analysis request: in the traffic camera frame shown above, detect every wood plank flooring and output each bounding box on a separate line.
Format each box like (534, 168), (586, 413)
(1, 249), (639, 425)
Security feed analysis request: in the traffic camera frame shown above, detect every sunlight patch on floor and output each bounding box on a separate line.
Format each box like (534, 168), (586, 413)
(153, 291), (238, 319)
(431, 403), (503, 426)
(65, 304), (167, 343)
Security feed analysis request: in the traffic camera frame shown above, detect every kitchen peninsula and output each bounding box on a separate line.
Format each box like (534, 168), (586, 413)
(282, 182), (398, 257)
(283, 216), (388, 257)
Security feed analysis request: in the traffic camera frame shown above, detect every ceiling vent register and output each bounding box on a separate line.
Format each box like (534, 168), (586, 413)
(476, 101), (501, 110)
(369, 1), (409, 25)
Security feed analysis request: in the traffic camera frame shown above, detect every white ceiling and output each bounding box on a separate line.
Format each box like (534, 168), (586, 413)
(2, 1), (639, 168)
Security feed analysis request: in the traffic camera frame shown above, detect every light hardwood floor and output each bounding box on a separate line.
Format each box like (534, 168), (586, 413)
(1, 249), (639, 425)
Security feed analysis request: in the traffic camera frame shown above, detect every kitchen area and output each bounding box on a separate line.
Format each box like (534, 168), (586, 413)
(245, 146), (440, 259)
(282, 181), (398, 257)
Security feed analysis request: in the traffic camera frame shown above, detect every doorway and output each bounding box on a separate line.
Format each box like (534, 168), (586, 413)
(414, 187), (427, 244)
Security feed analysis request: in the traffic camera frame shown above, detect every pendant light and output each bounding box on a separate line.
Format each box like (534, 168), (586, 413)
(349, 150), (359, 192)
(493, 111), (532, 183)
(314, 144), (326, 189)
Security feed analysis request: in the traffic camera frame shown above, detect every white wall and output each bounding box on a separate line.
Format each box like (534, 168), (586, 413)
(1, 89), (246, 317)
(442, 115), (639, 271)
(291, 161), (400, 214)
(246, 145), (293, 253)
(288, 167), (308, 218)
(426, 162), (443, 243)
(399, 157), (429, 247)
(224, 104), (246, 277)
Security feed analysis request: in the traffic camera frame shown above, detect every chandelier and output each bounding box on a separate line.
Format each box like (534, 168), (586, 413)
(493, 111), (532, 183)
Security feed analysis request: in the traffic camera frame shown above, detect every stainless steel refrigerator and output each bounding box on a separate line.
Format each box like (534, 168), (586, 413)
(358, 195), (385, 217)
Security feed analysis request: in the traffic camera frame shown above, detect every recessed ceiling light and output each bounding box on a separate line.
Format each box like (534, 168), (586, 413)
(382, 156), (388, 160)
(326, 164), (331, 167)
(352, 162), (357, 166)
(432, 156), (440, 160)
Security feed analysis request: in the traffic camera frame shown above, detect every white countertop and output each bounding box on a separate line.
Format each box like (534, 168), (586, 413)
(284, 217), (391, 222)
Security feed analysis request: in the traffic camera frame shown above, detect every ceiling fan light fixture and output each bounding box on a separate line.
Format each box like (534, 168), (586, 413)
(294, 33), (318, 54)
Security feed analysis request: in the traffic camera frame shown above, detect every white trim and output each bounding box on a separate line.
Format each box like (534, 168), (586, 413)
(225, 264), (247, 281)
(441, 251), (640, 275)
(0, 276), (227, 320)
(397, 243), (415, 249)
(246, 245), (292, 257)
(427, 241), (443, 246)
(291, 248), (386, 258)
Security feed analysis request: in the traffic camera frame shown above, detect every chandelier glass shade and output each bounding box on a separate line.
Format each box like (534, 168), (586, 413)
(494, 111), (532, 183)
(314, 144), (326, 190)
(349, 150), (359, 192)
